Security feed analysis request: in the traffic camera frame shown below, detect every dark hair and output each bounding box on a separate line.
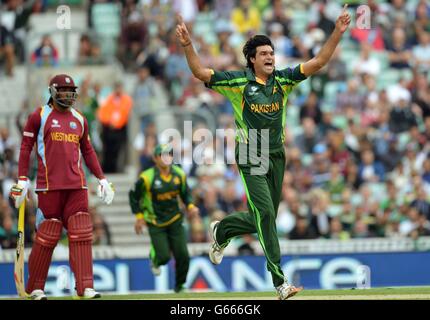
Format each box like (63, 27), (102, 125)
(242, 35), (274, 71)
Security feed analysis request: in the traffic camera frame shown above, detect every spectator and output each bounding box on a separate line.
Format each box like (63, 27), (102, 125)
(97, 82), (133, 173)
(378, 135), (403, 173)
(264, 0), (291, 37)
(308, 189), (331, 238)
(134, 65), (168, 129)
(119, 11), (148, 71)
(289, 217), (317, 240)
(311, 145), (331, 188)
(294, 117), (322, 155)
(299, 91), (323, 126)
(361, 96), (381, 128)
(387, 27), (412, 69)
(402, 143), (426, 176)
(358, 149), (385, 184)
(388, 97), (417, 134)
(413, 0), (430, 37)
(189, 218), (207, 243)
(336, 78), (365, 113)
(164, 39), (192, 102)
(177, 76), (214, 111)
(0, 194), (15, 248)
(134, 130), (157, 173)
(422, 158), (430, 186)
(237, 234), (256, 255)
(0, 25), (15, 76)
(231, 0), (261, 35)
(410, 187), (430, 219)
(214, 0), (235, 20)
(77, 34), (102, 65)
(286, 148), (313, 193)
(314, 2), (336, 37)
(268, 23), (291, 66)
(91, 208), (112, 246)
(345, 158), (360, 190)
(326, 46), (347, 82)
(412, 32), (430, 72)
(353, 42), (381, 77)
(399, 207), (421, 236)
(409, 215), (430, 238)
(325, 164), (345, 204)
(352, 219), (372, 238)
(319, 111), (337, 136)
(327, 129), (350, 175)
(76, 77), (100, 139)
(411, 72), (430, 119)
(329, 217), (350, 240)
(30, 35), (59, 67)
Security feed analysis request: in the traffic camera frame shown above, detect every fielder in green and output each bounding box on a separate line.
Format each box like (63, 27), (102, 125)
(176, 5), (351, 299)
(129, 144), (200, 293)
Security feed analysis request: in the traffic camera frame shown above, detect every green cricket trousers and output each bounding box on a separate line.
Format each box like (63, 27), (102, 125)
(216, 147), (286, 287)
(147, 218), (190, 291)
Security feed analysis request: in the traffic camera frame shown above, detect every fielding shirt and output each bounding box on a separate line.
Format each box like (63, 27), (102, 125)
(129, 165), (193, 227)
(206, 65), (307, 152)
(18, 104), (104, 191)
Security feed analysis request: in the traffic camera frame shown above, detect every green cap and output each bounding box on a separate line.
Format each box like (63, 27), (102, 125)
(153, 144), (173, 156)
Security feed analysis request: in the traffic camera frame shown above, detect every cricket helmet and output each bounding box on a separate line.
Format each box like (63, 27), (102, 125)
(48, 74), (78, 108)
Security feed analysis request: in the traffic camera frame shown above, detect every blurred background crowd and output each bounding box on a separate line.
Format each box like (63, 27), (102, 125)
(0, 0), (430, 251)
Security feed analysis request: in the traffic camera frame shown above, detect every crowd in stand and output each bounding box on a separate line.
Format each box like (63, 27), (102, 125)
(1, 0), (430, 249)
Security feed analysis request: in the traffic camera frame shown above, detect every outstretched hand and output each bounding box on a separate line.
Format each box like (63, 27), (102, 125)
(175, 14), (192, 47)
(336, 4), (351, 33)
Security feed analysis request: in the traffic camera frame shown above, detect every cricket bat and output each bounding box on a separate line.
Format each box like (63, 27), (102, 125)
(14, 199), (27, 298)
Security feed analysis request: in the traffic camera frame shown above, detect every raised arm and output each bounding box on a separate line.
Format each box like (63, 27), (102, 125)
(302, 4), (351, 77)
(175, 15), (212, 83)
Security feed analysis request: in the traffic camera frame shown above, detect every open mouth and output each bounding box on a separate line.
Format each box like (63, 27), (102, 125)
(264, 62), (273, 67)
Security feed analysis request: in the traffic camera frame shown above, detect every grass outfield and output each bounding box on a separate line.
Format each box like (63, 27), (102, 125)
(4, 287), (430, 300)
(49, 286), (430, 300)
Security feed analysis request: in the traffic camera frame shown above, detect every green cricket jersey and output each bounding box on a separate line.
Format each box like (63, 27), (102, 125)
(206, 65), (307, 152)
(129, 165), (194, 227)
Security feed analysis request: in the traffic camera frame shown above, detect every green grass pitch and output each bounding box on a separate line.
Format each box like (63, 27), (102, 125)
(51, 286), (430, 300)
(4, 286), (430, 300)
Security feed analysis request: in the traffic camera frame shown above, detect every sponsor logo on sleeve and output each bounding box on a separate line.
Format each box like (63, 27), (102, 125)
(23, 131), (34, 138)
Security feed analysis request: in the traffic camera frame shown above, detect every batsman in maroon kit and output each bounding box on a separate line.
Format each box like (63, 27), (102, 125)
(10, 74), (115, 300)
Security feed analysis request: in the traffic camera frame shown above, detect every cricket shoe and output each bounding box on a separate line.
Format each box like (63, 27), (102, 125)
(174, 284), (186, 293)
(74, 288), (101, 299)
(209, 221), (225, 265)
(29, 289), (47, 300)
(150, 260), (161, 276)
(276, 283), (303, 300)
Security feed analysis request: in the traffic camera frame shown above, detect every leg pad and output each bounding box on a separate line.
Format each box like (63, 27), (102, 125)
(26, 219), (62, 293)
(68, 212), (94, 296)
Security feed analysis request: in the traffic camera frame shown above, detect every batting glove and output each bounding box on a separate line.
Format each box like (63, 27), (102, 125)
(10, 177), (31, 209)
(97, 178), (115, 205)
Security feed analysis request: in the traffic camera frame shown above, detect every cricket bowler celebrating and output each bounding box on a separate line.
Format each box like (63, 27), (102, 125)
(176, 5), (351, 299)
(10, 74), (115, 300)
(129, 144), (200, 293)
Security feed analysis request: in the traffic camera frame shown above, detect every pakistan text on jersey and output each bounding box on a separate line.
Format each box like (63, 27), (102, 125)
(156, 190), (180, 201)
(250, 102), (280, 113)
(50, 132), (80, 144)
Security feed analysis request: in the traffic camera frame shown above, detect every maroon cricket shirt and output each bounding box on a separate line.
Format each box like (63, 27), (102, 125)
(18, 105), (104, 191)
